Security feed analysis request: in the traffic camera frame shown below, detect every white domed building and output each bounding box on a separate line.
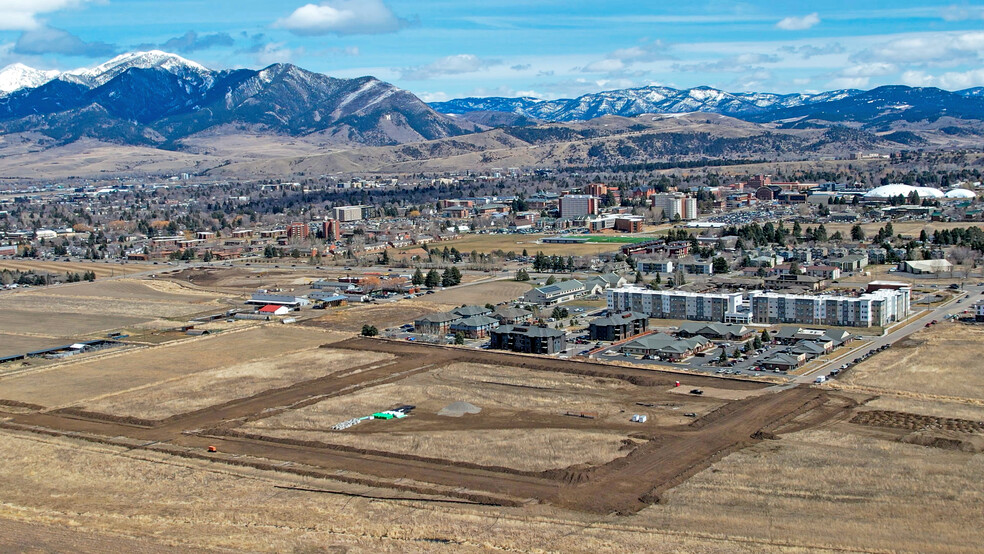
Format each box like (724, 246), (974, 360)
(863, 184), (944, 201)
(943, 188), (977, 200)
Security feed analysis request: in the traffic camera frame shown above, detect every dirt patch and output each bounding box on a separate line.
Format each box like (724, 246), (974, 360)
(438, 401), (481, 417)
(900, 430), (984, 452)
(667, 385), (765, 401)
(851, 409), (984, 434)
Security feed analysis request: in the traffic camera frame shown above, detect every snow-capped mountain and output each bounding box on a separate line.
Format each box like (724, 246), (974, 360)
(0, 51), (475, 147)
(0, 63), (60, 95)
(429, 85), (865, 122)
(59, 50), (214, 89)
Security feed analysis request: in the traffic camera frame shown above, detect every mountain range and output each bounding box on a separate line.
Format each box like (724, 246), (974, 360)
(1, 51), (984, 156)
(431, 85), (984, 127)
(0, 51), (475, 147)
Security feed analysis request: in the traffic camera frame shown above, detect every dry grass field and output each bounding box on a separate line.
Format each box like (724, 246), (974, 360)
(0, 430), (756, 553)
(304, 298), (458, 332)
(415, 279), (532, 306)
(838, 323), (984, 401)
(397, 233), (626, 257)
(0, 334), (64, 358)
(0, 326), (342, 408)
(0, 310), (147, 337)
(242, 362), (715, 470)
(642, 425), (984, 553)
(81, 347), (394, 420)
(302, 428), (632, 471)
(0, 278), (231, 322)
(0, 259), (146, 279)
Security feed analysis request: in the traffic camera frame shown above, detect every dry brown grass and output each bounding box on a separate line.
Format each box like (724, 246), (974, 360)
(0, 429), (759, 553)
(396, 233), (625, 257)
(0, 260), (145, 279)
(840, 323), (984, 402)
(0, 310), (148, 337)
(81, 347), (394, 420)
(305, 299), (459, 332)
(0, 278), (232, 321)
(288, 428), (632, 471)
(0, 326), (342, 407)
(416, 280), (532, 306)
(0, 334), (63, 358)
(861, 395), (984, 421)
(642, 425), (984, 553)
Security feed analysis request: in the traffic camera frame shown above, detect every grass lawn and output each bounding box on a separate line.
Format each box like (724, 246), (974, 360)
(584, 236), (654, 244)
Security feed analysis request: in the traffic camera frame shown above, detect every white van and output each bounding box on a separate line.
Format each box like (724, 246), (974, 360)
(814, 375), (827, 384)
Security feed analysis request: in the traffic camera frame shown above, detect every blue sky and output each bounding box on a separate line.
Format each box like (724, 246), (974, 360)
(2, 1), (984, 100)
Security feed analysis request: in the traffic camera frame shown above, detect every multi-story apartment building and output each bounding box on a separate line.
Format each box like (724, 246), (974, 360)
(748, 288), (910, 327)
(652, 193), (698, 221)
(332, 205), (372, 222)
(607, 287), (743, 321)
(559, 195), (599, 218)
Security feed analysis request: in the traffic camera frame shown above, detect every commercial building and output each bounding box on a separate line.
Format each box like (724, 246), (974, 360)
(490, 325), (566, 354)
(748, 288), (909, 328)
(559, 195), (598, 218)
(524, 280), (585, 305)
(898, 259), (953, 274)
(607, 286), (743, 322)
(588, 311), (649, 341)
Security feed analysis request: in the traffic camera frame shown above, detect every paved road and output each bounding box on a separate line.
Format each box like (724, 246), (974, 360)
(794, 285), (981, 384)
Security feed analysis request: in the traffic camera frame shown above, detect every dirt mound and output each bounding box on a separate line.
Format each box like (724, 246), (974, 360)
(852, 410), (984, 434)
(900, 431), (984, 452)
(438, 401), (481, 417)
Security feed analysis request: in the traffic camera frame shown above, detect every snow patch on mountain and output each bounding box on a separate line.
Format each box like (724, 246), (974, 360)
(0, 63), (60, 95)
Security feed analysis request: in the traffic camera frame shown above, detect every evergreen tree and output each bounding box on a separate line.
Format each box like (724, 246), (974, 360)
(425, 269), (441, 288)
(411, 268), (424, 285)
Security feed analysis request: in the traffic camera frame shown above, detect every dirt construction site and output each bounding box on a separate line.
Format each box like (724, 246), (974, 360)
(1, 275), (983, 551)
(0, 329), (852, 515)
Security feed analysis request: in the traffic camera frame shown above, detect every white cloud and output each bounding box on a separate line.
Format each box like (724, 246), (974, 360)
(579, 40), (671, 75)
(902, 68), (984, 90)
(940, 4), (984, 21)
(856, 31), (984, 65)
(827, 76), (870, 89)
(673, 53), (780, 73)
(840, 62), (897, 77)
(254, 42), (304, 66)
(398, 54), (501, 80)
(0, 0), (96, 31)
(776, 13), (821, 31)
(582, 58), (624, 73)
(781, 43), (844, 58)
(416, 91), (449, 102)
(275, 0), (410, 36)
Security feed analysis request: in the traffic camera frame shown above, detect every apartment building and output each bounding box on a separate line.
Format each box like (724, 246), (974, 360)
(652, 193), (698, 221)
(607, 286), (743, 321)
(559, 195), (599, 217)
(748, 288), (910, 328)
